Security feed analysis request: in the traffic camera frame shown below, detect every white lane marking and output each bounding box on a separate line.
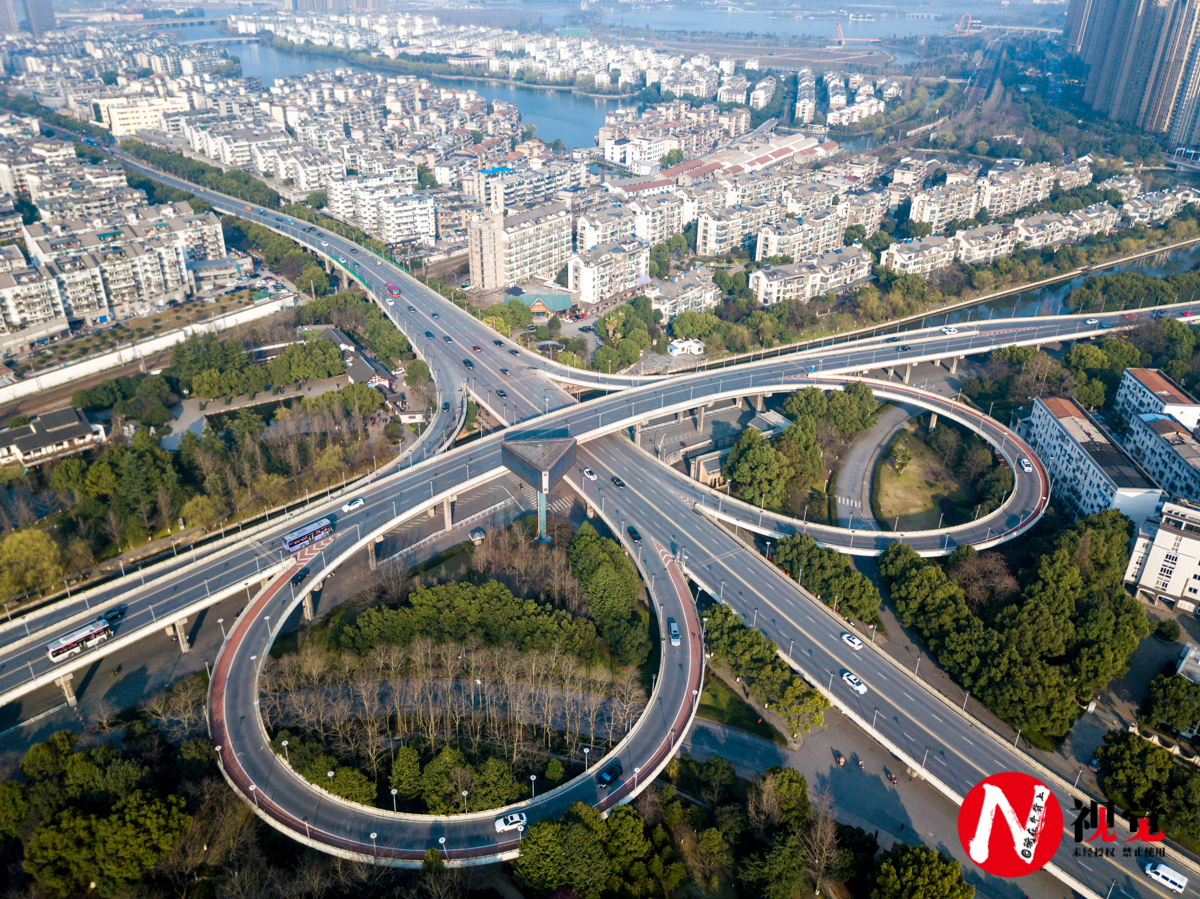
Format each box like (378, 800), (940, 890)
(935, 756), (947, 765)
(962, 737), (974, 746)
(903, 732), (914, 741)
(932, 714), (943, 723)
(903, 692), (914, 701)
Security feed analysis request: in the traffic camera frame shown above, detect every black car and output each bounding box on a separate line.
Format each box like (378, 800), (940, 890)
(496, 389), (507, 398)
(408, 305), (416, 312)
(442, 401), (450, 412)
(290, 567), (310, 587)
(580, 326), (593, 333)
(425, 330), (434, 339)
(596, 760), (623, 789)
(493, 339), (504, 347)
(500, 368), (510, 376)
(611, 476), (626, 490)
(626, 525), (642, 546)
(899, 345), (912, 352)
(884, 336), (900, 343)
(444, 335), (453, 343)
(510, 349), (519, 356)
(103, 604), (127, 623)
(463, 359), (474, 370)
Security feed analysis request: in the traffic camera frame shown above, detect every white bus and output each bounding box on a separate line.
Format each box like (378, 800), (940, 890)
(45, 618), (113, 663)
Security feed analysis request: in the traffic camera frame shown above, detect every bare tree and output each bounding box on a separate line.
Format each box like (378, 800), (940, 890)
(799, 789), (841, 896)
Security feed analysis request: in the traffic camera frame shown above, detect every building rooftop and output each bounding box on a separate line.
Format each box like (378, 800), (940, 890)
(1141, 413), (1200, 472)
(1128, 368), (1199, 407)
(1040, 396), (1157, 489)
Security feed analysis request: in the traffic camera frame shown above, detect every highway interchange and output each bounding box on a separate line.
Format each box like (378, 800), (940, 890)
(7, 158), (1200, 897)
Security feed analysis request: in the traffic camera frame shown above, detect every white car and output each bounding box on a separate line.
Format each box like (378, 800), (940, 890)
(583, 467), (598, 481)
(386, 298), (395, 306)
(940, 326), (958, 335)
(1085, 318), (1099, 325)
(495, 812), (527, 833)
(1019, 458), (1033, 473)
(375, 259), (382, 265)
(320, 241), (329, 247)
(842, 671), (868, 695)
(841, 632), (864, 650)
(341, 498), (364, 512)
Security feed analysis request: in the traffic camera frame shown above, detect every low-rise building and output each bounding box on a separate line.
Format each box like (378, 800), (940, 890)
(1020, 396), (1162, 526)
(0, 407), (104, 467)
(954, 223), (1017, 264)
(755, 211), (843, 262)
(749, 77), (776, 110)
(880, 235), (957, 275)
(909, 182), (981, 233)
(1124, 500), (1200, 611)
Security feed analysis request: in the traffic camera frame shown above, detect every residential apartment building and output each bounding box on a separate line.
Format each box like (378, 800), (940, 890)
(716, 75), (748, 105)
(749, 77), (776, 110)
(794, 68), (816, 123)
(576, 205), (637, 251)
(567, 240), (650, 307)
(755, 211), (843, 262)
(630, 195), (684, 246)
(326, 176), (436, 245)
(747, 246), (871, 306)
(1114, 369), (1200, 431)
(1124, 499), (1200, 610)
(908, 181), (982, 232)
(1125, 412), (1200, 504)
(1123, 189), (1197, 225)
(955, 224), (1018, 264)
(468, 161), (587, 213)
(467, 202), (572, 291)
(645, 265), (720, 321)
(0, 265), (64, 328)
(696, 200), (783, 257)
(1021, 396), (1162, 526)
(880, 235), (957, 275)
(90, 95), (191, 137)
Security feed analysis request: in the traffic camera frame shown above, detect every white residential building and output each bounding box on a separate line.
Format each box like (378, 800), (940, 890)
(646, 266), (721, 321)
(955, 224), (1018, 264)
(1021, 396), (1162, 526)
(1114, 369), (1200, 432)
(467, 203), (572, 291)
(880, 235), (957, 275)
(630, 195), (684, 246)
(576, 206), (637, 251)
(696, 200), (783, 257)
(747, 246), (871, 306)
(1124, 500), (1200, 610)
(567, 240), (650, 307)
(909, 182), (982, 232)
(1125, 413), (1200, 504)
(755, 211), (844, 262)
(749, 77), (776, 110)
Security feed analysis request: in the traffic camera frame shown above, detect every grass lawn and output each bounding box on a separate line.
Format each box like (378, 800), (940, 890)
(875, 428), (968, 531)
(698, 675), (787, 745)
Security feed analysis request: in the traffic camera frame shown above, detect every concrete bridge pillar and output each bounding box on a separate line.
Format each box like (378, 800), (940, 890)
(586, 503), (594, 519)
(929, 411), (938, 431)
(55, 673), (76, 708)
(633, 420), (642, 445)
(368, 539), (377, 572)
(903, 364), (912, 385)
(443, 496), (456, 531)
(885, 367), (895, 380)
(754, 395), (765, 412)
(173, 619), (190, 653)
(950, 356), (961, 375)
(676, 409), (684, 423)
(697, 405), (706, 431)
(302, 593), (314, 621)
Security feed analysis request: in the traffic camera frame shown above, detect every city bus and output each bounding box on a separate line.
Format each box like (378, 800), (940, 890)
(385, 284), (400, 298)
(45, 618), (113, 663)
(281, 518), (334, 553)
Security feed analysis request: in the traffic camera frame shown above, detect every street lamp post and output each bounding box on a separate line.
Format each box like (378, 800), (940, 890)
(871, 707), (880, 729)
(439, 836), (446, 860)
(281, 741), (289, 762)
(530, 774), (537, 798)
(584, 747), (590, 768)
(370, 832), (377, 860)
(217, 618), (226, 639)
(962, 691), (970, 711)
(634, 766), (642, 789)
(249, 784), (259, 808)
(921, 746), (930, 774)
(1073, 766), (1085, 789)
(391, 788), (398, 812)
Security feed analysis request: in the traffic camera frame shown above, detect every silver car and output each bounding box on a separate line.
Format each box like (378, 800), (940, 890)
(495, 812), (527, 833)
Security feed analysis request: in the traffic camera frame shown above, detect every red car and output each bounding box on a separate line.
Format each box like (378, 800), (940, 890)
(1185, 311), (1195, 317)
(472, 345), (482, 352)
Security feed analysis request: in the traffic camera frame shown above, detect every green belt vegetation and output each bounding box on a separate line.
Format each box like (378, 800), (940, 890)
(121, 139), (279, 209)
(879, 509), (1147, 747)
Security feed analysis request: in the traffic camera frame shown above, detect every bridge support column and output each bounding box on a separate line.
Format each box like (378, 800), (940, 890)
(676, 409), (683, 423)
(697, 405), (706, 431)
(586, 503), (594, 519)
(324, 256), (334, 275)
(173, 619), (190, 653)
(903, 364), (912, 384)
(302, 593), (314, 621)
(55, 673), (76, 708)
(950, 356), (961, 375)
(885, 367), (895, 380)
(633, 420), (642, 445)
(368, 540), (377, 572)
(928, 411), (938, 431)
(537, 491), (548, 540)
(754, 395), (765, 412)
(443, 497), (454, 531)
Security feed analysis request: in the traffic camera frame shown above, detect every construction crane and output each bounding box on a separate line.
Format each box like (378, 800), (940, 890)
(835, 23), (881, 45)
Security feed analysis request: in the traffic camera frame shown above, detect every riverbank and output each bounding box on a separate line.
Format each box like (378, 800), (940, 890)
(264, 37), (635, 98)
(647, 233), (1200, 377)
